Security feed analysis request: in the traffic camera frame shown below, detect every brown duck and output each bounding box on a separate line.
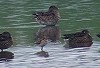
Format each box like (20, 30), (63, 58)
(68, 30), (92, 43)
(0, 32), (13, 51)
(33, 6), (60, 26)
(63, 30), (93, 48)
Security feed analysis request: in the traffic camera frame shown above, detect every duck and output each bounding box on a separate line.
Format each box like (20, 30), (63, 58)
(0, 32), (13, 51)
(33, 5), (60, 26)
(63, 29), (92, 43)
(63, 30), (93, 48)
(35, 36), (48, 51)
(96, 34), (100, 38)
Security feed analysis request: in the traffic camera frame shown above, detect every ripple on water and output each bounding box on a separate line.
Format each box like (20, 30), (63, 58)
(0, 0), (100, 68)
(0, 42), (100, 68)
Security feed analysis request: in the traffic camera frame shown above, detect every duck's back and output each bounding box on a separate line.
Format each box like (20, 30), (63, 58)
(69, 34), (92, 43)
(33, 6), (60, 26)
(34, 12), (59, 25)
(0, 36), (13, 49)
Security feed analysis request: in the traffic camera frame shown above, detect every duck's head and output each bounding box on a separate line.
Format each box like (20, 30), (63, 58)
(48, 5), (58, 12)
(81, 29), (89, 34)
(2, 32), (11, 38)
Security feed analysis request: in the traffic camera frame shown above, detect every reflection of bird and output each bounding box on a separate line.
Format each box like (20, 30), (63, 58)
(35, 36), (48, 51)
(0, 32), (13, 51)
(33, 5), (60, 26)
(97, 34), (100, 38)
(35, 50), (49, 57)
(63, 30), (92, 43)
(0, 51), (14, 61)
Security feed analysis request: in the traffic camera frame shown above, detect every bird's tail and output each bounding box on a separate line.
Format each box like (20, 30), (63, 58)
(32, 12), (38, 18)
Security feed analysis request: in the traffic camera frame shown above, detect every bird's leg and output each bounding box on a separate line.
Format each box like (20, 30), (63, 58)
(41, 47), (43, 51)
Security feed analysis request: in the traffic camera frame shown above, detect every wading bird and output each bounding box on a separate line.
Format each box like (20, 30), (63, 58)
(35, 36), (48, 51)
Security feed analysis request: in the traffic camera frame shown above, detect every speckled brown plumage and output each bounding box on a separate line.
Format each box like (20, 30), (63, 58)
(0, 32), (13, 51)
(33, 6), (60, 26)
(35, 36), (48, 50)
(63, 30), (93, 48)
(63, 30), (89, 39)
(68, 33), (92, 43)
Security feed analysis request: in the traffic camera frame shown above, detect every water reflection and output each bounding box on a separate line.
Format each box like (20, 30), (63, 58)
(34, 50), (49, 57)
(35, 26), (61, 43)
(64, 40), (93, 48)
(0, 51), (14, 61)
